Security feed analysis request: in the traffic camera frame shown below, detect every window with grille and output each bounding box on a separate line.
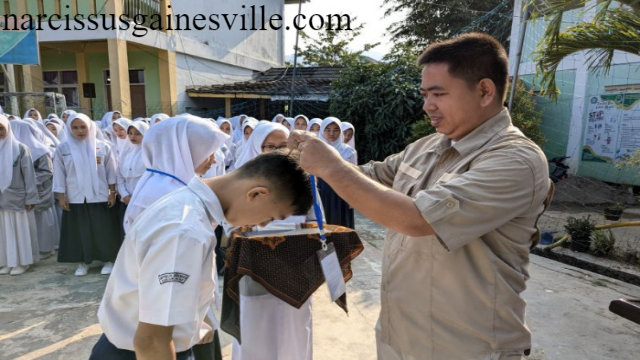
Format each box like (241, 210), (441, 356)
(43, 70), (79, 108)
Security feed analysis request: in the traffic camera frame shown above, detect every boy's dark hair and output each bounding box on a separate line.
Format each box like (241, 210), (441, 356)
(418, 32), (509, 102)
(235, 152), (313, 216)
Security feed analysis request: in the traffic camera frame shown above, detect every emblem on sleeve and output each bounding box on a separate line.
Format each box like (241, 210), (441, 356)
(158, 272), (189, 285)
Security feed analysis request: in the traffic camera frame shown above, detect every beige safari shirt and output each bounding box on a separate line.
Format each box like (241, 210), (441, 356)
(360, 109), (550, 359)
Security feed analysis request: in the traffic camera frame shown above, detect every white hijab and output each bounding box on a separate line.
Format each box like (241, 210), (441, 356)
(150, 113), (170, 126)
(307, 118), (323, 133)
(118, 121), (150, 179)
(112, 118), (133, 156)
(229, 114), (248, 144)
(234, 118), (258, 154)
(341, 121), (356, 149)
(234, 122), (289, 169)
(60, 110), (77, 124)
(216, 118), (233, 149)
(64, 113), (102, 200)
(319, 117), (356, 161)
(282, 118), (294, 131)
(293, 115), (309, 130)
(101, 111), (122, 130)
(10, 119), (52, 160)
(45, 118), (69, 143)
(127, 115), (229, 216)
(0, 115), (21, 192)
(23, 108), (60, 148)
(271, 114), (285, 123)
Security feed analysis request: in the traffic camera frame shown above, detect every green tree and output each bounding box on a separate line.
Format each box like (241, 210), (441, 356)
(530, 0), (640, 99)
(296, 19), (379, 67)
(383, 0), (507, 51)
(330, 55), (425, 163)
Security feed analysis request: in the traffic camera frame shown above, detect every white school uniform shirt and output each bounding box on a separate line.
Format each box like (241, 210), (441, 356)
(52, 141), (116, 203)
(98, 177), (225, 352)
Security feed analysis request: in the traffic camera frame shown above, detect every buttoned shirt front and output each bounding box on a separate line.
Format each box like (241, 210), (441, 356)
(360, 109), (550, 359)
(98, 177), (225, 352)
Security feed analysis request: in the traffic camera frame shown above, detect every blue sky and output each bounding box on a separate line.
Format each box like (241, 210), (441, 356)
(283, 0), (407, 60)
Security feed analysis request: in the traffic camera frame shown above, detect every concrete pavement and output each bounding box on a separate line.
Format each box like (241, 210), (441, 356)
(1, 216), (639, 359)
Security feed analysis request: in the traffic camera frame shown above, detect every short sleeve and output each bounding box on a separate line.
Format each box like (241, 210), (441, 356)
(414, 151), (537, 252)
(359, 150), (404, 188)
(138, 228), (207, 326)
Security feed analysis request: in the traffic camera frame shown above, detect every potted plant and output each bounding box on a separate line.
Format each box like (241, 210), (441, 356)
(604, 202), (625, 221)
(564, 216), (595, 252)
(590, 230), (616, 257)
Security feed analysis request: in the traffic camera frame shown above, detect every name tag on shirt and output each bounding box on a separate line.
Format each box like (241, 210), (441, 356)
(318, 243), (346, 302)
(96, 156), (102, 165)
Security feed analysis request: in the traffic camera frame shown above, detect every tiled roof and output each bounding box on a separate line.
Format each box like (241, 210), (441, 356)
(187, 66), (342, 98)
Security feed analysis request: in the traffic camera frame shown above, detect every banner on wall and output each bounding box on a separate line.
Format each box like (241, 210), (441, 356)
(582, 93), (640, 163)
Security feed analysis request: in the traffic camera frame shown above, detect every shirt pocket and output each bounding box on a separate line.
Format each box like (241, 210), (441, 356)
(393, 162), (423, 196)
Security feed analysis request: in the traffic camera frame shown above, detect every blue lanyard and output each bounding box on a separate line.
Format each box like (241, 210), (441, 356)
(310, 175), (328, 242)
(146, 168), (187, 186)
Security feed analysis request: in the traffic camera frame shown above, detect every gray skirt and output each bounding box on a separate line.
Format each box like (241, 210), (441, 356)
(57, 202), (120, 264)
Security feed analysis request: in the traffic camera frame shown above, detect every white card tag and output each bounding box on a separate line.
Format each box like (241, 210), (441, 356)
(317, 242), (346, 302)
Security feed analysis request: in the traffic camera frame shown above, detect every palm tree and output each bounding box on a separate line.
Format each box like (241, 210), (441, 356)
(528, 0), (640, 99)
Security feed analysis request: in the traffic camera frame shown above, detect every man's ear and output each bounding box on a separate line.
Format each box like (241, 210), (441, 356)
(477, 78), (497, 107)
(247, 186), (270, 202)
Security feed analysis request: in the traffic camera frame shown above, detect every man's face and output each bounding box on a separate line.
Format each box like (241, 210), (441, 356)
(225, 187), (297, 227)
(420, 63), (485, 142)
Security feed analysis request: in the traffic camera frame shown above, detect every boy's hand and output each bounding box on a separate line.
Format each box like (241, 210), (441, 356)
(58, 194), (71, 211)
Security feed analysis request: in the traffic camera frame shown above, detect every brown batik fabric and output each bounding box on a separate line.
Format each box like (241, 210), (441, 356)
(220, 224), (364, 343)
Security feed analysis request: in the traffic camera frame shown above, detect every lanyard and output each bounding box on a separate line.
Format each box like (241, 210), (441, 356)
(146, 168), (187, 186)
(310, 175), (328, 250)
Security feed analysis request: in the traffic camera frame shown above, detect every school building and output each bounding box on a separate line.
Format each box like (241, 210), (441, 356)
(509, 0), (640, 186)
(0, 0), (304, 120)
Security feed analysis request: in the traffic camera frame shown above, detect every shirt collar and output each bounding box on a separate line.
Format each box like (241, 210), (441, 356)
(187, 177), (226, 226)
(451, 108), (512, 157)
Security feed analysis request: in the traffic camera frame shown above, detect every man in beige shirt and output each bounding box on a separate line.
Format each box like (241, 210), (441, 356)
(289, 33), (551, 359)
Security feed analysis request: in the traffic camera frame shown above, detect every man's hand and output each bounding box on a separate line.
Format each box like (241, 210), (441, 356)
(122, 195), (131, 205)
(288, 130), (347, 178)
(25, 204), (35, 211)
(198, 330), (214, 345)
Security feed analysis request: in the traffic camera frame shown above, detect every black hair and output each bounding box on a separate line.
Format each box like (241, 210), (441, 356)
(235, 151), (313, 216)
(418, 32), (509, 102)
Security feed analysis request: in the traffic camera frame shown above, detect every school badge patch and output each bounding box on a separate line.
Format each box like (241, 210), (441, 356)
(158, 272), (189, 285)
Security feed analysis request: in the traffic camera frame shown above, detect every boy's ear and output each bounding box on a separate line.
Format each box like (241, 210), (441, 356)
(247, 186), (270, 202)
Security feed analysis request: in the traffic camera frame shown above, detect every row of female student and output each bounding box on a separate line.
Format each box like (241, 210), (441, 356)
(1, 109), (357, 277)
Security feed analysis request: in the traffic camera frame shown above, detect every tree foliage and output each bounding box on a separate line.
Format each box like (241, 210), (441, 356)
(529, 0), (640, 99)
(296, 19), (379, 67)
(329, 56), (425, 163)
(383, 0), (507, 52)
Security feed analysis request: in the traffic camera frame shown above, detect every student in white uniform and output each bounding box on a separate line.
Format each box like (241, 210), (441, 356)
(11, 120), (59, 259)
(123, 115), (229, 233)
(0, 115), (39, 276)
(293, 114), (309, 131)
(341, 121), (358, 165)
(215, 118), (236, 169)
(307, 118), (323, 134)
(282, 117), (293, 131)
(271, 113), (285, 124)
(92, 151), (313, 360)
(23, 108), (60, 150)
(60, 110), (77, 124)
(150, 113), (170, 126)
(54, 113), (120, 276)
(230, 122), (318, 360)
(115, 121), (150, 241)
(111, 118), (133, 157)
(45, 118), (69, 143)
(231, 119), (258, 169)
(100, 110), (122, 130)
